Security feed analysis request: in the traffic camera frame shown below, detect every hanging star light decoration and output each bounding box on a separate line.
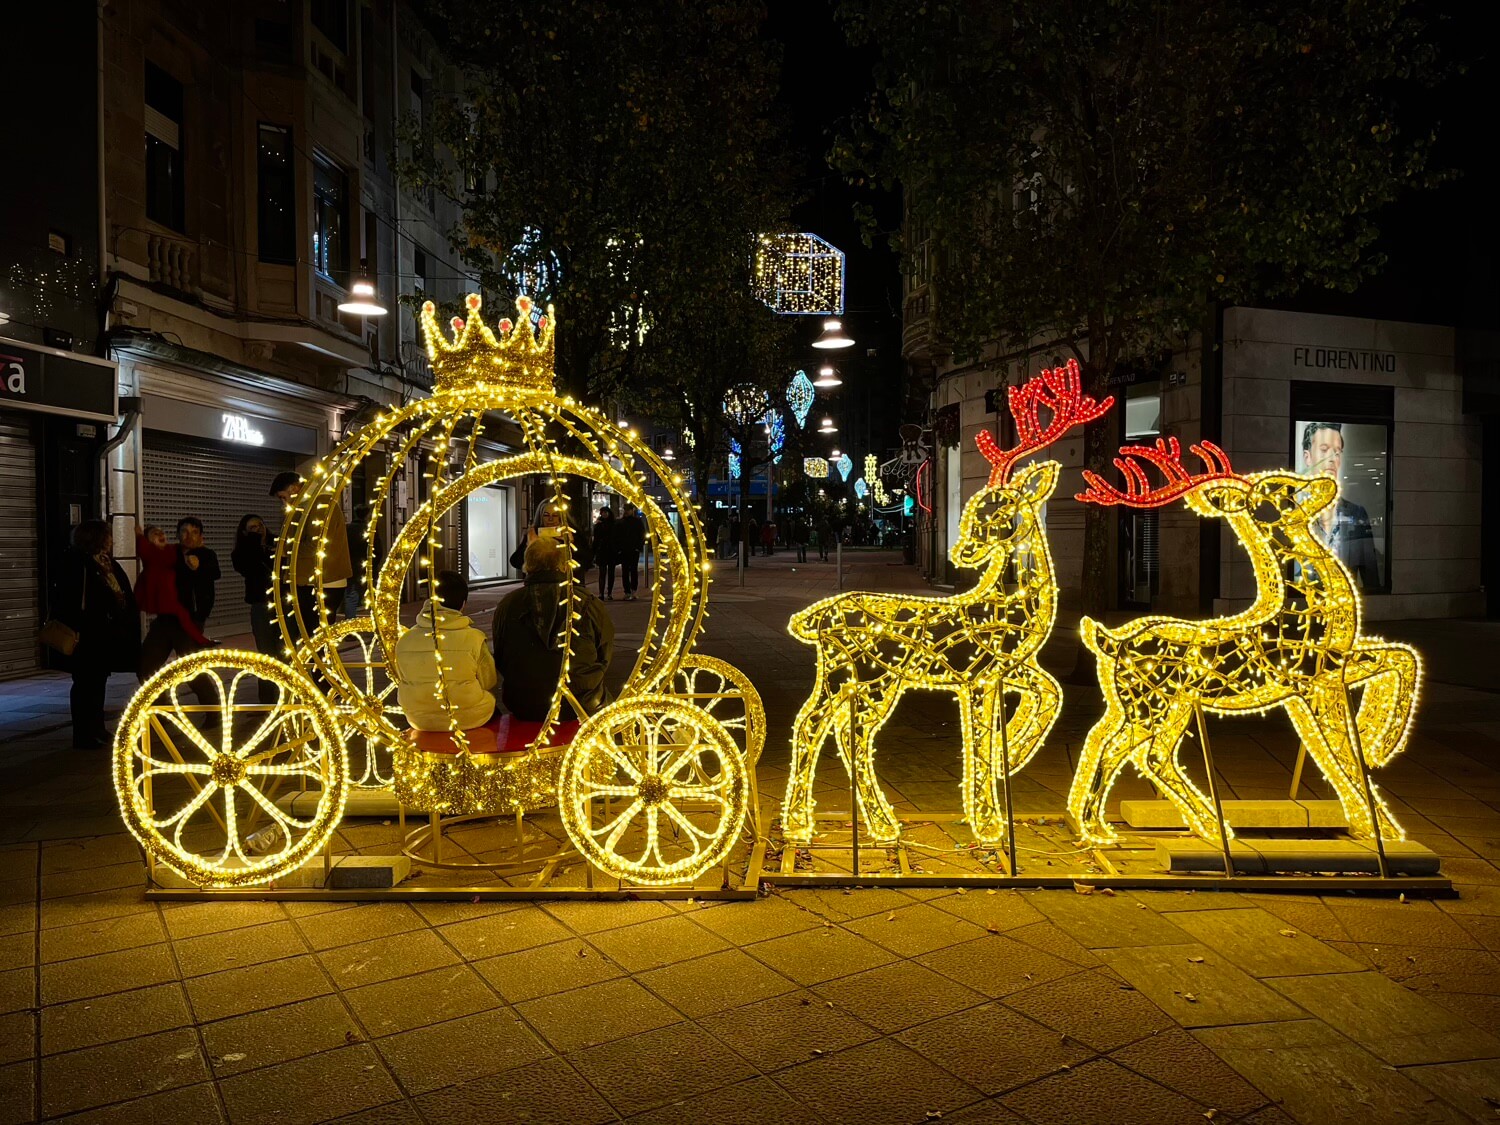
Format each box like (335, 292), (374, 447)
(113, 293), (757, 890)
(787, 371), (815, 428)
(1068, 438), (1421, 848)
(783, 363), (1113, 847)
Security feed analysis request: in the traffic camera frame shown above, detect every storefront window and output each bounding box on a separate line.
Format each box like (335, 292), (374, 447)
(1290, 382), (1393, 594)
(466, 486), (515, 581)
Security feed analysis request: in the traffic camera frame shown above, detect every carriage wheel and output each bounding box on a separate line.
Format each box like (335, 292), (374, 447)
(298, 617), (402, 789)
(670, 654), (766, 768)
(559, 695), (748, 886)
(113, 651), (348, 888)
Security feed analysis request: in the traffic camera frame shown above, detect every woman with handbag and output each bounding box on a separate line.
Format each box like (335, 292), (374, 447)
(48, 520), (140, 749)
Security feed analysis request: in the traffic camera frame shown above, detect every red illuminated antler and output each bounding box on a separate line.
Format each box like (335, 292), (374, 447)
(976, 359), (1114, 486)
(1076, 438), (1240, 508)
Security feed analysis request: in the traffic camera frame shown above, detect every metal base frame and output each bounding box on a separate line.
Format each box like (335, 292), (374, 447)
(754, 809), (1454, 897)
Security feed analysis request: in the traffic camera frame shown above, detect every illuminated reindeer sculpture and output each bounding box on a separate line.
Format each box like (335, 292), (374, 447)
(782, 362), (1113, 847)
(1068, 438), (1421, 846)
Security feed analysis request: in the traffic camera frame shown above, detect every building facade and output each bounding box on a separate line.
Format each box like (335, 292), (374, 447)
(907, 297), (1486, 623)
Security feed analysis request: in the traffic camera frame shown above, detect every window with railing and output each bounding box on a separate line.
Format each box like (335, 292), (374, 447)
(145, 63), (185, 232)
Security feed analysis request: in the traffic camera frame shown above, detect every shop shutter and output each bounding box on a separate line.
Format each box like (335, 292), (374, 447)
(141, 432), (299, 639)
(0, 417), (39, 677)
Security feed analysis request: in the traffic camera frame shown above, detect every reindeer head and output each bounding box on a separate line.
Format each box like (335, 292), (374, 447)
(951, 360), (1113, 569)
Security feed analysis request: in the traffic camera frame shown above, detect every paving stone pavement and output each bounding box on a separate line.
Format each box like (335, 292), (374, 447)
(1, 550), (1499, 1122)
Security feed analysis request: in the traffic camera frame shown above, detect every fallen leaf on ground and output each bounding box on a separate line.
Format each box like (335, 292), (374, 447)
(1073, 883), (1095, 895)
(1188, 956), (1205, 963)
(986, 922), (1000, 934)
(1279, 928), (1298, 938)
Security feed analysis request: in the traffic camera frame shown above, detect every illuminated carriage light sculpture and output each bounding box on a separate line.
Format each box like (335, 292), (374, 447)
(782, 361), (1112, 850)
(115, 293), (763, 890)
(1068, 438), (1421, 849)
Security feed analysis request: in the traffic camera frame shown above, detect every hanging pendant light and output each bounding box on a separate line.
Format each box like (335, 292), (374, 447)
(818, 416), (838, 434)
(813, 364), (842, 388)
(812, 318), (854, 349)
(337, 261), (388, 316)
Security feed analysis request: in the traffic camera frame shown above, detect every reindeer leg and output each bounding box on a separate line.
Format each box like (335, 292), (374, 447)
(1141, 702), (1224, 843)
(781, 668), (844, 846)
(962, 685), (1006, 846)
(1002, 662), (1062, 775)
(1287, 688), (1403, 840)
(838, 682), (902, 845)
(1068, 703), (1141, 845)
(1346, 644), (1420, 770)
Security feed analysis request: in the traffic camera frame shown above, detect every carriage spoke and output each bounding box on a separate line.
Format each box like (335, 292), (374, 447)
(662, 800), (717, 844)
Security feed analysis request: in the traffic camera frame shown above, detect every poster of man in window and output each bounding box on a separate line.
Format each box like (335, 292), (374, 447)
(1294, 420), (1387, 591)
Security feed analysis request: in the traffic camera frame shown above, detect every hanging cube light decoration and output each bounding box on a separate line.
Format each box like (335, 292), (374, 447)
(753, 232), (847, 316)
(787, 371), (815, 428)
(836, 453), (854, 481)
(803, 456), (829, 479)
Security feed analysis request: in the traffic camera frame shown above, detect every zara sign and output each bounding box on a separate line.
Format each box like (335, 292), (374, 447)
(221, 413), (266, 445)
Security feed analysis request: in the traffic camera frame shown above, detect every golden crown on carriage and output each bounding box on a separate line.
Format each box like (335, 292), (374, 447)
(417, 293), (557, 395)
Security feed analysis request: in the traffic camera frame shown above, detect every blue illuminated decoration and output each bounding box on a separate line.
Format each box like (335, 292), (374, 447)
(854, 478), (869, 499)
(836, 453), (854, 482)
(786, 371), (815, 428)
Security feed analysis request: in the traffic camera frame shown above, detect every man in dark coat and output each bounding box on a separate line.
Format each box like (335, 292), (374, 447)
(52, 520), (140, 748)
(175, 516), (220, 630)
(615, 506), (646, 601)
(493, 537), (615, 721)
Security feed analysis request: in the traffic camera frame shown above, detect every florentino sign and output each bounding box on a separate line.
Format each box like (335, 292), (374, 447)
(1292, 346), (1396, 373)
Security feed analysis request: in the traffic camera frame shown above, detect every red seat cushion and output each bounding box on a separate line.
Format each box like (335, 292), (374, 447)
(496, 715), (580, 752)
(408, 726), (499, 755)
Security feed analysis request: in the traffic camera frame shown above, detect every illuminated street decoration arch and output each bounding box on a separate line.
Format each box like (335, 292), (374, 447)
(783, 362), (1113, 846)
(865, 455), (890, 505)
(787, 371), (815, 428)
(836, 453), (854, 482)
(753, 232), (847, 316)
(1068, 438), (1421, 847)
(114, 293), (757, 889)
(804, 456), (829, 479)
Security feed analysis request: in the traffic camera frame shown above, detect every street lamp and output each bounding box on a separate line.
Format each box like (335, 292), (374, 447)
(818, 416), (838, 434)
(337, 262), (388, 316)
(812, 318), (854, 349)
(813, 364), (842, 388)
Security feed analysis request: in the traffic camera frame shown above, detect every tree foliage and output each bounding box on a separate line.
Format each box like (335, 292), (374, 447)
(406, 0), (797, 417)
(835, 0), (1446, 616)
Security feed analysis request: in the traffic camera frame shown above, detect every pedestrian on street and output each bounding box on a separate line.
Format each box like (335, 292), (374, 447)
(175, 517), (220, 634)
(793, 517), (810, 563)
(270, 471), (353, 635)
(715, 518), (730, 561)
(761, 519), (776, 557)
(136, 525), (213, 650)
(816, 516), (832, 561)
(745, 515), (758, 567)
(593, 507), (617, 600)
(232, 514), (280, 703)
(616, 505), (646, 601)
(51, 520), (139, 749)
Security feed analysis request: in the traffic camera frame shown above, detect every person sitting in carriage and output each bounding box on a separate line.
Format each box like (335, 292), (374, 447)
(394, 569), (498, 732)
(493, 537), (615, 722)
